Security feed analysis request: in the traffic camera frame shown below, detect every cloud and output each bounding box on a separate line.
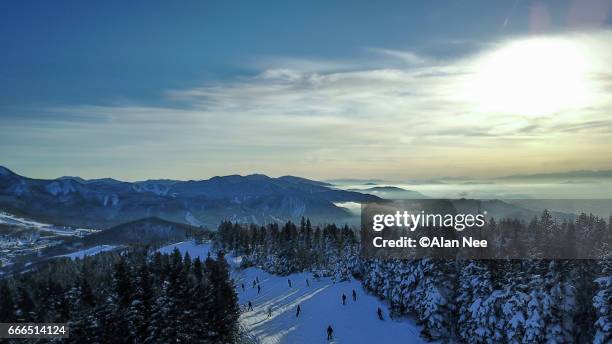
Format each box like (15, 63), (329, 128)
(2, 30), (612, 180)
(367, 48), (432, 66)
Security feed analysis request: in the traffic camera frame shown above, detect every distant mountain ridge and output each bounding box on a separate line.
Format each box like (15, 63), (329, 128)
(347, 186), (428, 199)
(0, 166), (378, 228)
(495, 170), (612, 180)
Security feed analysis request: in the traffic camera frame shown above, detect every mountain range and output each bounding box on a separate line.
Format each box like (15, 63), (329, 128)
(0, 166), (378, 229)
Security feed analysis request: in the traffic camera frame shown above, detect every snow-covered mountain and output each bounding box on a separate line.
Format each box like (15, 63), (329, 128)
(0, 166), (378, 228)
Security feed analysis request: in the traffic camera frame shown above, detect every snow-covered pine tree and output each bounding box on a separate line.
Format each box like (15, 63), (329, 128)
(593, 241), (612, 344)
(499, 261), (529, 343)
(414, 258), (456, 341)
(542, 260), (577, 343)
(456, 260), (494, 343)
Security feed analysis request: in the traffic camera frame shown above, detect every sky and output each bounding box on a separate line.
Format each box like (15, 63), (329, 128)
(1, 0), (612, 181)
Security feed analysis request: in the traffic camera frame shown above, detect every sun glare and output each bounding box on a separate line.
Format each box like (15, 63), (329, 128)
(465, 37), (593, 117)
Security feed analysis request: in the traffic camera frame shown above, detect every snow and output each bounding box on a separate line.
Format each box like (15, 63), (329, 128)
(8, 180), (27, 195)
(0, 212), (97, 237)
(0, 212), (50, 229)
(102, 194), (119, 207)
(132, 183), (170, 196)
(159, 240), (209, 258)
(45, 180), (76, 196)
(333, 202), (362, 216)
(158, 240), (426, 344)
(234, 269), (426, 344)
(61, 245), (118, 259)
(184, 212), (202, 227)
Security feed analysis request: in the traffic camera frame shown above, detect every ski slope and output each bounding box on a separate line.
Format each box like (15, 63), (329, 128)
(159, 241), (426, 344)
(0, 212), (97, 237)
(60, 245), (118, 259)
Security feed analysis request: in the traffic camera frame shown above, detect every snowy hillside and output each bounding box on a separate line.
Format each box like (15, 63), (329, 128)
(0, 212), (96, 237)
(60, 245), (118, 259)
(0, 212), (99, 269)
(160, 241), (427, 344)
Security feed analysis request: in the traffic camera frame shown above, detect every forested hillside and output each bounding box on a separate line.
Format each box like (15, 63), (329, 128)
(217, 213), (612, 343)
(0, 247), (240, 343)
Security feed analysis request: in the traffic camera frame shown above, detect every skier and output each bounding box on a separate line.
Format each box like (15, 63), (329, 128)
(248, 301), (253, 311)
(241, 283), (245, 292)
(252, 280), (256, 288)
(296, 304), (301, 317)
(326, 325), (333, 340)
(288, 278), (292, 288)
(267, 306), (272, 318)
(256, 277), (260, 284)
(342, 293), (347, 305)
(257, 285), (261, 294)
(377, 307), (384, 320)
(306, 278), (310, 287)
(352, 289), (357, 301)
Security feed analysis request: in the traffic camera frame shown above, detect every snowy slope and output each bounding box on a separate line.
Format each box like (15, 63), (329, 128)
(159, 241), (426, 344)
(60, 245), (118, 259)
(0, 212), (97, 237)
(234, 269), (426, 344)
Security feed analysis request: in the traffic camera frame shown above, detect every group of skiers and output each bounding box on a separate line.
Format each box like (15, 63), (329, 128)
(240, 277), (385, 341)
(287, 278), (310, 288)
(240, 277), (263, 315)
(341, 289), (358, 305)
(240, 276), (263, 295)
(326, 290), (384, 340)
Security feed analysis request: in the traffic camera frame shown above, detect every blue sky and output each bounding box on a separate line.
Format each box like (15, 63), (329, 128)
(1, 1), (611, 180)
(1, 1), (534, 107)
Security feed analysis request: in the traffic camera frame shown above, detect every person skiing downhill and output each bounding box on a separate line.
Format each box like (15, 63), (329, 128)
(267, 306), (272, 318)
(288, 278), (292, 287)
(241, 283), (245, 292)
(252, 280), (256, 288)
(247, 301), (253, 311)
(341, 293), (347, 305)
(326, 325), (333, 340)
(352, 289), (357, 301)
(257, 285), (261, 294)
(377, 307), (384, 320)
(296, 304), (301, 317)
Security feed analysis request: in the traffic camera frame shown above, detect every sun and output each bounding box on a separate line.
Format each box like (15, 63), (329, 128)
(464, 37), (593, 117)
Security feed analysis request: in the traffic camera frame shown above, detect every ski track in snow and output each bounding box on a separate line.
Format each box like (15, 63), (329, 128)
(60, 245), (118, 259)
(0, 212), (96, 236)
(159, 241), (426, 344)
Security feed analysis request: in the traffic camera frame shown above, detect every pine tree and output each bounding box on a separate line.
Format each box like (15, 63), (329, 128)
(15, 285), (35, 322)
(147, 280), (176, 343)
(456, 261), (494, 343)
(109, 255), (133, 342)
(0, 281), (16, 322)
(414, 259), (456, 341)
(190, 268), (214, 341)
(114, 256), (133, 308)
(207, 252), (240, 342)
(128, 261), (154, 342)
(593, 246), (612, 344)
(543, 260), (577, 343)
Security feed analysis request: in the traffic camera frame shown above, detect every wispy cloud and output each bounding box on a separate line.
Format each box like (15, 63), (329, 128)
(2, 30), (612, 180)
